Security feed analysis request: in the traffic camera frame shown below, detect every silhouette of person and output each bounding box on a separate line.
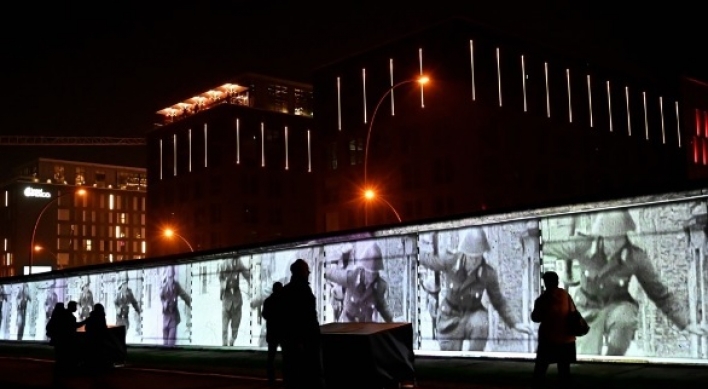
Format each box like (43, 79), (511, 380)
(44, 282), (59, 340)
(262, 281), (285, 386)
(219, 257), (250, 346)
(420, 228), (534, 351)
(531, 271), (577, 389)
(160, 266), (191, 346)
(78, 277), (94, 322)
(16, 283), (32, 340)
(114, 272), (141, 331)
(84, 303), (109, 371)
(281, 259), (323, 389)
(47, 303), (71, 385)
(65, 301), (85, 369)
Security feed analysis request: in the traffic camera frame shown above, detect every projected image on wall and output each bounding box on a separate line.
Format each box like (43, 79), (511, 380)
(252, 245), (323, 347)
(540, 201), (708, 359)
(101, 270), (143, 343)
(417, 221), (540, 354)
(190, 255), (253, 347)
(65, 274), (100, 324)
(321, 236), (416, 325)
(141, 264), (192, 346)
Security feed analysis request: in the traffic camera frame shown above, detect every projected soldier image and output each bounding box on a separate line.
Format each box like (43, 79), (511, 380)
(15, 283), (32, 340)
(0, 284), (8, 339)
(541, 206), (708, 358)
(78, 275), (94, 322)
(218, 257), (251, 346)
(42, 278), (66, 341)
(322, 237), (413, 324)
(160, 265), (192, 346)
(113, 271), (142, 335)
(418, 224), (536, 352)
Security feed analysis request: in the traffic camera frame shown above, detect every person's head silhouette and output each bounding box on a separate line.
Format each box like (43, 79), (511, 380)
(542, 271), (559, 290)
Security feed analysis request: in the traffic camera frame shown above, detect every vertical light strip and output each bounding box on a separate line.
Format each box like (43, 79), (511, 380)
(389, 59), (395, 116)
(606, 81), (613, 132)
(261, 122), (265, 167)
(236, 119), (240, 164)
(3, 238), (6, 251)
(204, 123), (208, 167)
(496, 48), (502, 107)
(284, 126), (289, 170)
(643, 91), (649, 140)
(659, 96), (666, 144)
(307, 130), (312, 172)
(544, 62), (550, 118)
(173, 134), (177, 177)
(419, 48), (425, 108)
(337, 77), (342, 131)
(566, 69), (572, 123)
(676, 101), (682, 147)
(159, 139), (163, 180)
(4, 191), (8, 207)
(625, 86), (632, 136)
(521, 55), (527, 112)
(587, 75), (593, 127)
(188, 129), (192, 172)
(470, 40), (476, 101)
(362, 68), (367, 123)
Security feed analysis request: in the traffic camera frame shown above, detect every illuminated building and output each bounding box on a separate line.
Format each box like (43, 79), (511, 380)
(312, 17), (708, 232)
(0, 158), (147, 276)
(147, 73), (315, 256)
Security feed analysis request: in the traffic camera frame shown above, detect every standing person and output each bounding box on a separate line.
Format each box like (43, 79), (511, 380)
(419, 228), (534, 351)
(64, 301), (85, 371)
(543, 210), (708, 355)
(262, 282), (285, 386)
(46, 303), (71, 386)
(84, 303), (109, 371)
(219, 257), (251, 346)
(160, 265), (191, 346)
(281, 259), (323, 389)
(16, 283), (32, 340)
(531, 271), (576, 389)
(44, 281), (59, 340)
(114, 272), (141, 331)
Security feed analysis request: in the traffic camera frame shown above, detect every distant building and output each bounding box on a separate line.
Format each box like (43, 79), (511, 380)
(0, 158), (147, 277)
(147, 73), (315, 256)
(312, 17), (708, 232)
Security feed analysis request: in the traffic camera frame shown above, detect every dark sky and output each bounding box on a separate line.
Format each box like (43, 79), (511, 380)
(0, 1), (702, 170)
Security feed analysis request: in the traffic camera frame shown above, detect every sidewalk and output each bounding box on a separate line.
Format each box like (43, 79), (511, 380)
(1, 342), (706, 389)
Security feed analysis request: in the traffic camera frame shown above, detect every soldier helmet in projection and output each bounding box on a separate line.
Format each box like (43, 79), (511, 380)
(164, 265), (176, 279)
(119, 272), (129, 286)
(356, 242), (384, 271)
(454, 227), (490, 256)
(591, 210), (636, 238)
(81, 275), (91, 287)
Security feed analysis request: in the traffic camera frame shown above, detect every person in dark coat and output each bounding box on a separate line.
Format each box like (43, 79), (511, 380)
(531, 271), (577, 389)
(281, 259), (323, 389)
(262, 281), (285, 386)
(84, 303), (110, 372)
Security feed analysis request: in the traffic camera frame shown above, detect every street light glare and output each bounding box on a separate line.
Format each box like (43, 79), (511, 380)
(418, 76), (429, 84)
(164, 228), (174, 238)
(364, 189), (376, 200)
(76, 189), (87, 196)
(34, 245), (43, 252)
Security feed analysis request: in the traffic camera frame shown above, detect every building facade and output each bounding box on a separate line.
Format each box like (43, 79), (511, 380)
(147, 73), (315, 257)
(312, 17), (708, 233)
(0, 158), (147, 277)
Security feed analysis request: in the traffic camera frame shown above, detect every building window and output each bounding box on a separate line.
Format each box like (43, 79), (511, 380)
(349, 139), (364, 166)
(95, 171), (106, 187)
(294, 88), (313, 116)
(75, 167), (86, 185)
(326, 142), (338, 170)
(53, 165), (66, 184)
(267, 84), (289, 113)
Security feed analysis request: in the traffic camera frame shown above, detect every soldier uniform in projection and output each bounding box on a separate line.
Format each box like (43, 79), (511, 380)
(324, 242), (393, 323)
(114, 273), (141, 331)
(219, 257), (251, 346)
(44, 282), (58, 340)
(160, 266), (191, 346)
(16, 283), (32, 340)
(420, 228), (533, 351)
(0, 285), (7, 334)
(78, 278), (94, 322)
(543, 210), (706, 356)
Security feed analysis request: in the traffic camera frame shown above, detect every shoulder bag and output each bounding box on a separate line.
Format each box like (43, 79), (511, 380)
(567, 293), (590, 337)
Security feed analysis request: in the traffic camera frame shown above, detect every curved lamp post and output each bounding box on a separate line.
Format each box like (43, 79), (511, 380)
(362, 75), (428, 226)
(364, 189), (402, 223)
(163, 228), (195, 252)
(29, 188), (86, 274)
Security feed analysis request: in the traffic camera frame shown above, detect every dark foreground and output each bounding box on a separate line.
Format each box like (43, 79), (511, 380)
(1, 342), (707, 389)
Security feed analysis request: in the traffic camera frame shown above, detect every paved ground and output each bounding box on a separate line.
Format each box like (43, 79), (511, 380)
(1, 341), (707, 388)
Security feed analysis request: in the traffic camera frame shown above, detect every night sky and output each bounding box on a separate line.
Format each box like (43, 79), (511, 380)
(0, 1), (703, 172)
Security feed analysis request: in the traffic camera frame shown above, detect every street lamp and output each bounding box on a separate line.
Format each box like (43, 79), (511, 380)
(163, 228), (194, 252)
(363, 189), (402, 223)
(29, 189), (86, 275)
(363, 75), (429, 188)
(362, 76), (428, 226)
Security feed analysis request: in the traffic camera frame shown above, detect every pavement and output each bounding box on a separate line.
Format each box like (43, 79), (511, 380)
(0, 341), (707, 389)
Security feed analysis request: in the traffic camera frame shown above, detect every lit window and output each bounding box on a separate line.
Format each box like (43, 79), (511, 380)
(109, 194), (115, 210)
